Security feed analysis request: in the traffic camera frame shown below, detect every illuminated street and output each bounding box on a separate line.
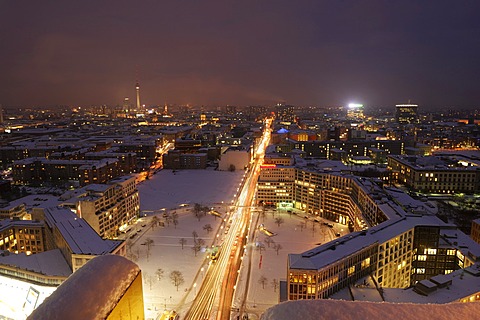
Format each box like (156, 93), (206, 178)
(184, 119), (271, 320)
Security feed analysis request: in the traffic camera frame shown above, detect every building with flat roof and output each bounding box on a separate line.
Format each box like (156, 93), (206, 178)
(280, 156), (480, 305)
(60, 175), (139, 238)
(41, 206), (125, 272)
(388, 154), (480, 194)
(395, 103), (419, 124)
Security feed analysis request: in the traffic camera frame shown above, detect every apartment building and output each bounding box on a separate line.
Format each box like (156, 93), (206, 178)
(12, 158), (122, 186)
(61, 175), (139, 238)
(0, 219), (45, 255)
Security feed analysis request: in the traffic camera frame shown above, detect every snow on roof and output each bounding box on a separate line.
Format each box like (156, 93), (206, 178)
(28, 255), (141, 320)
(0, 219), (43, 233)
(288, 215), (448, 271)
(43, 207), (122, 255)
(7, 194), (62, 212)
(382, 264), (480, 304)
(261, 299), (480, 320)
(0, 249), (71, 277)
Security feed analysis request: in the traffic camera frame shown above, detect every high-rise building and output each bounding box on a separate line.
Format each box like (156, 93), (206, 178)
(123, 97), (130, 114)
(395, 103), (418, 123)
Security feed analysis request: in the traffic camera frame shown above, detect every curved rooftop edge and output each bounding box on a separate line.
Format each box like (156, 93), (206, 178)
(27, 255), (142, 320)
(260, 299), (480, 320)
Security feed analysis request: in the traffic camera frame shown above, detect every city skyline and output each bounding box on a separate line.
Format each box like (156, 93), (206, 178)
(1, 1), (480, 108)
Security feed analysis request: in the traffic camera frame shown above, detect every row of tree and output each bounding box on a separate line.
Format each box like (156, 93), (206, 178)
(143, 268), (185, 292)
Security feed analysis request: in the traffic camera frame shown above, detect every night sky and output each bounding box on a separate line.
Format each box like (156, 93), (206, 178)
(1, 1), (479, 108)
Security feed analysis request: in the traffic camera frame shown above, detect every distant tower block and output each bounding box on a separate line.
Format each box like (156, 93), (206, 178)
(123, 97), (130, 113)
(135, 82), (141, 110)
(395, 103), (418, 124)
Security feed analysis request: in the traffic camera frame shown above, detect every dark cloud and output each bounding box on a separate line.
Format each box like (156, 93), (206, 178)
(1, 0), (479, 108)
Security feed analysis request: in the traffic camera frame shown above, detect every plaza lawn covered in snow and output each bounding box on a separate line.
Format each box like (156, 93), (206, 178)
(137, 169), (246, 211)
(260, 299), (480, 320)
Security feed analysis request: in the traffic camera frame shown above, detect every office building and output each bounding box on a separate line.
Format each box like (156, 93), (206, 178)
(395, 104), (419, 124)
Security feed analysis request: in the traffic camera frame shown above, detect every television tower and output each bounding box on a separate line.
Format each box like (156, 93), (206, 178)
(135, 81), (141, 111)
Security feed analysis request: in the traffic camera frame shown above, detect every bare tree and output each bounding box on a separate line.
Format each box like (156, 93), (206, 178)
(170, 270), (185, 291)
(256, 242), (265, 254)
(151, 216), (159, 231)
(273, 243), (283, 255)
(192, 238), (205, 257)
(260, 206), (266, 221)
(192, 243), (202, 257)
(179, 238), (187, 249)
(192, 231), (198, 242)
(172, 212), (179, 228)
(156, 268), (164, 281)
(274, 217), (285, 227)
(127, 251), (138, 262)
(144, 272), (154, 291)
(271, 278), (279, 292)
(193, 203), (205, 221)
(126, 239), (133, 254)
(203, 224), (213, 234)
(297, 221), (306, 232)
(264, 237), (274, 248)
(165, 214), (172, 227)
(145, 238), (154, 260)
(258, 275), (268, 289)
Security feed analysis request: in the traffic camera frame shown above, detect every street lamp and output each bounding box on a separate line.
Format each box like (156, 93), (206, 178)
(193, 283), (197, 296)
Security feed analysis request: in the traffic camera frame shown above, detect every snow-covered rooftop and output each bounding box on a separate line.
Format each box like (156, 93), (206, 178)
(0, 249), (71, 277)
(43, 207), (123, 255)
(288, 215), (449, 271)
(261, 299), (480, 320)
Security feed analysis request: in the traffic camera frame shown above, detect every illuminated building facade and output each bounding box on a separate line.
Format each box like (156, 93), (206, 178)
(287, 214), (480, 301)
(61, 175), (140, 238)
(275, 104), (296, 124)
(292, 140), (404, 160)
(12, 158), (123, 186)
(471, 218), (480, 244)
(0, 203), (27, 219)
(256, 159), (389, 229)
(0, 220), (45, 255)
(387, 154), (480, 194)
(395, 104), (419, 124)
(256, 164), (295, 207)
